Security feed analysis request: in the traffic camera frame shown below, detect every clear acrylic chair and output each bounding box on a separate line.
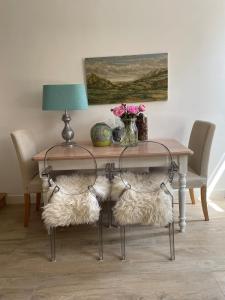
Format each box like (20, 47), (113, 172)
(41, 142), (110, 262)
(111, 141), (176, 261)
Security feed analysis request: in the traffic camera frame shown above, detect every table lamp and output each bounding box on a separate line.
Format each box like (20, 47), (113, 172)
(42, 84), (88, 145)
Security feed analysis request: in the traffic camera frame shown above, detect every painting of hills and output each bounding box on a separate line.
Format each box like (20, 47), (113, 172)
(84, 53), (168, 105)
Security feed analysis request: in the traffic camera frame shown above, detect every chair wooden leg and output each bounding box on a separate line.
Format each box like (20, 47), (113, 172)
(24, 193), (31, 227)
(189, 188), (196, 204)
(36, 192), (41, 211)
(201, 186), (209, 221)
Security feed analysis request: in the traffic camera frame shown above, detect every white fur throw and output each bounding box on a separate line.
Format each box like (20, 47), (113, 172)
(42, 174), (110, 229)
(111, 172), (173, 226)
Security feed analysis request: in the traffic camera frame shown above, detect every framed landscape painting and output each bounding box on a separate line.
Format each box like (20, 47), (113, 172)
(84, 53), (168, 105)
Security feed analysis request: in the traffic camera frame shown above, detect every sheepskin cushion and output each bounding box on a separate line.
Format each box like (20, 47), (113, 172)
(42, 174), (110, 229)
(112, 172), (173, 226)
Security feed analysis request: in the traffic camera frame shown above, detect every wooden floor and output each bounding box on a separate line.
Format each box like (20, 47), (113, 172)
(0, 196), (225, 299)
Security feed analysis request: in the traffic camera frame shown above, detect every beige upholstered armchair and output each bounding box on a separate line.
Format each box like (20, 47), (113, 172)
(11, 129), (42, 226)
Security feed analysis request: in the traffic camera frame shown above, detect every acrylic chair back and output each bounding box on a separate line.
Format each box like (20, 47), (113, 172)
(119, 140), (175, 193)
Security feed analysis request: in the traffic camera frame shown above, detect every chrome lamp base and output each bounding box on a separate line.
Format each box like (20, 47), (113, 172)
(61, 110), (75, 146)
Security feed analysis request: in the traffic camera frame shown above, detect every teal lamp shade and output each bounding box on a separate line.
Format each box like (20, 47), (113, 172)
(42, 84), (88, 111)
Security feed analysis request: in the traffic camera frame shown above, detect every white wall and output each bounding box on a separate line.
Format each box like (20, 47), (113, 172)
(0, 0), (225, 197)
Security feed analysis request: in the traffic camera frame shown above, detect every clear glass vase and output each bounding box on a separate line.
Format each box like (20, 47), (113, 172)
(120, 117), (138, 147)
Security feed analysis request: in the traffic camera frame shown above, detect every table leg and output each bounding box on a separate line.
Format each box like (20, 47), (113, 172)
(178, 172), (186, 232)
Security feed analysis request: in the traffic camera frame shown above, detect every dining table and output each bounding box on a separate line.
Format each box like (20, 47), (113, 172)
(33, 139), (193, 232)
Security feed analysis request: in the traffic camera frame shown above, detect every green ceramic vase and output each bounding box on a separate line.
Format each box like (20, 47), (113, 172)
(90, 122), (112, 147)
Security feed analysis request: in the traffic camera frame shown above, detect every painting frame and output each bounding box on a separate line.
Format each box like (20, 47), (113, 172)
(84, 53), (168, 105)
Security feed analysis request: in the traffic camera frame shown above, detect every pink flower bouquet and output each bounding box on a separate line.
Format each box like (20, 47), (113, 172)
(111, 103), (145, 120)
(111, 103), (146, 146)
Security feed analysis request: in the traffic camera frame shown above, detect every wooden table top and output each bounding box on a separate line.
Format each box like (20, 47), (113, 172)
(33, 139), (193, 161)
